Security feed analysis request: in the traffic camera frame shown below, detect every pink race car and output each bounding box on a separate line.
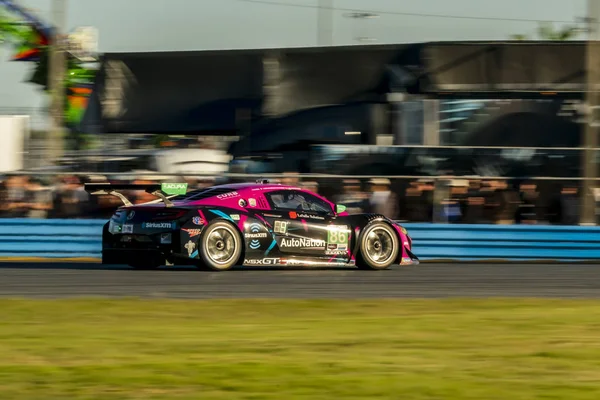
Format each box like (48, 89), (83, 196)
(85, 180), (419, 271)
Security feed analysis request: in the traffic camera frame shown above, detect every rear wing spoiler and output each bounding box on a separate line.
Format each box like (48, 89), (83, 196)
(84, 183), (188, 207)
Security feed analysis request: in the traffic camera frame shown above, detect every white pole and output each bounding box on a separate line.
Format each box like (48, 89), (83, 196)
(581, 0), (600, 224)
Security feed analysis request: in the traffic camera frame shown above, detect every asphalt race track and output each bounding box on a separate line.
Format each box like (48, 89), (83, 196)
(0, 262), (600, 298)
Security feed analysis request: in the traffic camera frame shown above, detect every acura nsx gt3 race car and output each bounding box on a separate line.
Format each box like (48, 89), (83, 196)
(84, 180), (419, 271)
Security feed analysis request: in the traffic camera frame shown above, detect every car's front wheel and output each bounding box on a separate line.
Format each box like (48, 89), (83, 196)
(356, 222), (399, 270)
(198, 220), (242, 271)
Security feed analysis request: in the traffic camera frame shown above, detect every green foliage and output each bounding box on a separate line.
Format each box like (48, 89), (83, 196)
(511, 22), (581, 41)
(1, 5), (98, 131)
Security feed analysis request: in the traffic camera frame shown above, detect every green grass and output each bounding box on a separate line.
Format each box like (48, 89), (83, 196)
(1, 299), (600, 399)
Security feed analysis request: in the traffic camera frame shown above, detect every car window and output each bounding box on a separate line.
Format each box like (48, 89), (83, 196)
(267, 190), (332, 214)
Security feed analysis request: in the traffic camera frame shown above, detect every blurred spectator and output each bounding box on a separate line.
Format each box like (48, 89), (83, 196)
(26, 177), (53, 219)
(301, 181), (319, 194)
(367, 178), (398, 219)
(404, 180), (431, 221)
(198, 177), (216, 188)
(490, 180), (521, 224)
(3, 175), (30, 218)
(463, 179), (485, 224)
(440, 179), (468, 223)
(83, 175), (122, 219)
(548, 183), (579, 225)
(132, 177), (158, 204)
(334, 179), (369, 214)
(418, 179), (435, 221)
(53, 176), (89, 218)
(281, 172), (300, 186)
(515, 181), (540, 224)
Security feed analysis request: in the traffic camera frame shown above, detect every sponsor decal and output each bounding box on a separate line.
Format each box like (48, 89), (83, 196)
(280, 258), (304, 265)
(216, 191), (239, 199)
(249, 198), (257, 207)
(192, 216), (205, 225)
(263, 213), (281, 218)
(142, 222), (176, 229)
(245, 232), (268, 239)
(326, 243), (348, 254)
(183, 228), (203, 238)
(238, 199), (247, 207)
(122, 224), (133, 233)
(160, 233), (172, 244)
(289, 211), (297, 219)
(230, 214), (240, 221)
(126, 210), (135, 220)
(325, 250), (347, 256)
(246, 223), (266, 249)
(280, 237), (326, 249)
(297, 213), (325, 220)
(184, 240), (196, 257)
(274, 220), (288, 234)
(244, 257), (280, 265)
(327, 225), (349, 247)
(161, 182), (188, 195)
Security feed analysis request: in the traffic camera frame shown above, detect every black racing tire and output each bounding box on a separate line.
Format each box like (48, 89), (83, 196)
(198, 220), (242, 271)
(356, 222), (399, 270)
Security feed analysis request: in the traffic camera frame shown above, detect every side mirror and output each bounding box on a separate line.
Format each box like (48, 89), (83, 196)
(335, 204), (347, 214)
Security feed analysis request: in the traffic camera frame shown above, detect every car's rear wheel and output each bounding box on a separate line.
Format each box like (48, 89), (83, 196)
(198, 220), (242, 271)
(356, 222), (399, 270)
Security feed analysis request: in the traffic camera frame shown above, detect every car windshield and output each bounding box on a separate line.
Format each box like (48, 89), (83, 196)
(269, 192), (331, 213)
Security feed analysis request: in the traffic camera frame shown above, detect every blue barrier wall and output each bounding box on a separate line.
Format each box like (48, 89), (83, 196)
(404, 223), (600, 261)
(1, 219), (600, 261)
(0, 219), (105, 258)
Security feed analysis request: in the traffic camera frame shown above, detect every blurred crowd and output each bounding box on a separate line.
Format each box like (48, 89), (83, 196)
(0, 173), (586, 224)
(230, 173), (581, 225)
(288, 175), (582, 225)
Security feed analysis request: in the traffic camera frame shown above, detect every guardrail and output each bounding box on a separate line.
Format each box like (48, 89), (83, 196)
(405, 223), (600, 261)
(1, 219), (600, 262)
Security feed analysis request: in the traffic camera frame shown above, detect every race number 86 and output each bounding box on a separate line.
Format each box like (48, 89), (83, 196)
(328, 228), (347, 244)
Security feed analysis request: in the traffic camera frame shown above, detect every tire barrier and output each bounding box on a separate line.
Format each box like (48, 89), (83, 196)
(1, 219), (600, 261)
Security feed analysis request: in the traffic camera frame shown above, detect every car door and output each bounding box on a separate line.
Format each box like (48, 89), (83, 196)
(263, 190), (337, 258)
